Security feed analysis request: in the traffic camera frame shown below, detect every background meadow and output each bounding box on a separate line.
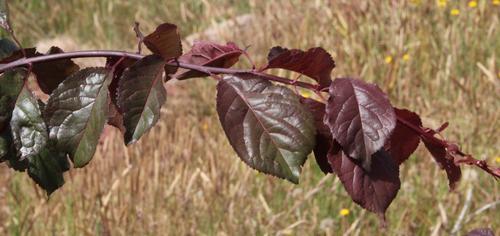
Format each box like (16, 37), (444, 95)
(0, 0), (499, 235)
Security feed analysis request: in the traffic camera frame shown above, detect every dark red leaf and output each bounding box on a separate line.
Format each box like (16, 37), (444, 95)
(33, 47), (80, 94)
(261, 46), (335, 89)
(386, 108), (422, 165)
(329, 148), (400, 222)
(216, 75), (316, 183)
(466, 228), (495, 236)
(0, 48), (38, 63)
(174, 41), (243, 80)
(143, 23), (182, 60)
(421, 135), (461, 190)
(105, 57), (137, 133)
(300, 97), (333, 174)
(325, 78), (396, 171)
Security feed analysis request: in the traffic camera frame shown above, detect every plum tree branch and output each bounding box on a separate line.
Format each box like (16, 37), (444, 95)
(0, 50), (319, 90)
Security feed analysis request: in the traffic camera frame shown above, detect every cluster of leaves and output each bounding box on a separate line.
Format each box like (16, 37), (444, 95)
(0, 2), (498, 225)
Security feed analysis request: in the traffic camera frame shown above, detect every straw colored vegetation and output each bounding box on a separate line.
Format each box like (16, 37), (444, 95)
(1, 0), (499, 235)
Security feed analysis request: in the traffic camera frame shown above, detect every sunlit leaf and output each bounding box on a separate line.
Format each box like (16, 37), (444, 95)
(325, 78), (396, 171)
(45, 68), (111, 167)
(143, 23), (182, 60)
(261, 46), (335, 89)
(175, 41), (242, 80)
(216, 75), (316, 183)
(10, 84), (48, 159)
(117, 55), (167, 144)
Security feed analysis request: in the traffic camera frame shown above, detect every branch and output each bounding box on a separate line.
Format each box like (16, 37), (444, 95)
(0, 50), (318, 90)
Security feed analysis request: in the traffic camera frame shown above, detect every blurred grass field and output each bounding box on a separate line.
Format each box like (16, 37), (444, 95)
(1, 0), (499, 235)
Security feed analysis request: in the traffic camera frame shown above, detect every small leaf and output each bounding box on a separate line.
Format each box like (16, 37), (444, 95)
(10, 84), (48, 159)
(386, 108), (422, 165)
(0, 38), (18, 59)
(27, 142), (69, 196)
(0, 0), (11, 31)
(0, 47), (38, 63)
(325, 78), (396, 171)
(300, 97), (333, 174)
(329, 148), (400, 221)
(117, 55), (167, 144)
(175, 41), (243, 80)
(216, 75), (316, 183)
(45, 68), (111, 167)
(466, 228), (495, 236)
(33, 47), (80, 94)
(143, 23), (182, 60)
(261, 46), (335, 89)
(0, 68), (26, 131)
(421, 134), (461, 190)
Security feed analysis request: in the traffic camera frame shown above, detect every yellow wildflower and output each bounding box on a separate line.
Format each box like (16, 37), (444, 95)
(410, 0), (421, 5)
(468, 1), (478, 8)
(339, 208), (350, 216)
(437, 0), (447, 7)
(450, 9), (460, 16)
(300, 90), (312, 98)
(494, 0), (500, 6)
(385, 56), (393, 64)
(496, 156), (500, 164)
(402, 54), (410, 61)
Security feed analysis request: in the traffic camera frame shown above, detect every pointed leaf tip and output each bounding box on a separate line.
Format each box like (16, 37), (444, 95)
(45, 68), (112, 168)
(216, 75), (316, 183)
(262, 46), (335, 89)
(143, 23), (182, 60)
(175, 41), (243, 80)
(326, 78), (396, 171)
(117, 55), (167, 144)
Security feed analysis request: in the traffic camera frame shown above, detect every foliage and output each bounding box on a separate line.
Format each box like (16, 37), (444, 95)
(0, 1), (498, 226)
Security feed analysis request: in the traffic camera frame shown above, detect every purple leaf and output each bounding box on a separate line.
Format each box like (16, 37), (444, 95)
(216, 75), (316, 183)
(117, 55), (167, 144)
(466, 228), (495, 236)
(143, 23), (182, 60)
(328, 148), (400, 222)
(174, 41), (243, 80)
(325, 78), (396, 171)
(261, 46), (335, 89)
(421, 134), (461, 190)
(386, 108), (422, 165)
(33, 47), (80, 94)
(300, 97), (333, 174)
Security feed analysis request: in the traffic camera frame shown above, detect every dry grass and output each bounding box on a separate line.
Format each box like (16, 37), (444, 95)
(1, 0), (499, 235)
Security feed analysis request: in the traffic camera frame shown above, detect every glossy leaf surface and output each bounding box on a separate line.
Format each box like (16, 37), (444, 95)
(117, 55), (167, 144)
(27, 143), (70, 195)
(326, 78), (396, 170)
(216, 75), (315, 183)
(10, 84), (48, 159)
(45, 68), (111, 167)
